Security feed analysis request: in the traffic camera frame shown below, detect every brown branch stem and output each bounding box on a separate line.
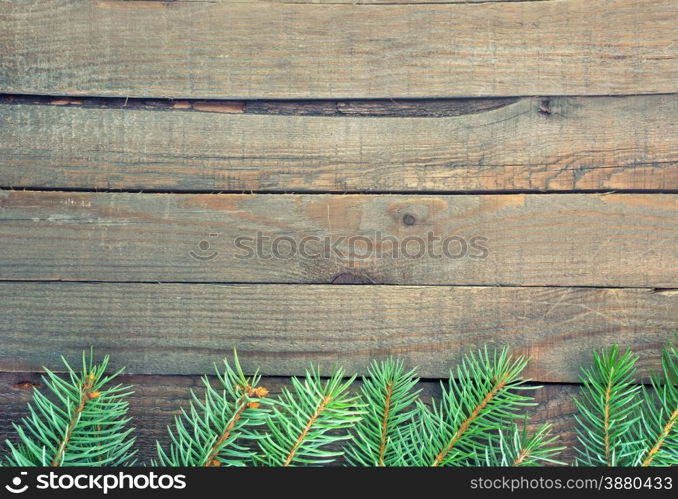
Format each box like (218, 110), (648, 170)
(603, 373), (613, 466)
(51, 373), (96, 466)
(378, 382), (393, 466)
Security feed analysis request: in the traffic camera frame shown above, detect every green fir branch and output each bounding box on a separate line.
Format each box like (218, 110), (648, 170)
(573, 346), (642, 466)
(345, 359), (420, 466)
(408, 347), (536, 467)
(154, 353), (268, 466)
(466, 422), (565, 466)
(258, 367), (362, 466)
(3, 341), (675, 467)
(4, 352), (136, 466)
(637, 338), (678, 466)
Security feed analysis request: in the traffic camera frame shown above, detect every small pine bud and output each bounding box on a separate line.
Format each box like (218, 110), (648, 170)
(88, 390), (101, 399)
(252, 386), (269, 398)
(210, 459), (222, 467)
(84, 372), (96, 389)
(247, 401), (261, 409)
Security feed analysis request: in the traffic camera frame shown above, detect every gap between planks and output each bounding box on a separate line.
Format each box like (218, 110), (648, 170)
(0, 93), (522, 117)
(2, 188), (678, 196)
(1, 279), (677, 291)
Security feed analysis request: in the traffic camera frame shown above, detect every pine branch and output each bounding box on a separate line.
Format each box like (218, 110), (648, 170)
(465, 422), (565, 466)
(637, 338), (678, 467)
(3, 341), (674, 467)
(154, 353), (268, 466)
(407, 347), (535, 467)
(574, 346), (642, 466)
(4, 352), (136, 466)
(258, 367), (362, 466)
(345, 359), (420, 466)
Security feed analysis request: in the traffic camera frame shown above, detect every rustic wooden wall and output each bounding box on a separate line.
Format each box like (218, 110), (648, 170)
(0, 0), (676, 464)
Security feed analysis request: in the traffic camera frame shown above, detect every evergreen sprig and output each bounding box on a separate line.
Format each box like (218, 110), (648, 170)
(574, 339), (678, 467)
(154, 353), (268, 466)
(4, 352), (135, 466)
(258, 367), (362, 466)
(409, 347), (537, 466)
(636, 338), (678, 466)
(574, 346), (642, 466)
(345, 359), (420, 466)
(466, 422), (565, 466)
(3, 341), (676, 467)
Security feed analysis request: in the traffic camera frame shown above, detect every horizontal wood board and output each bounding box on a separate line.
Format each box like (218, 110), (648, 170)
(0, 282), (674, 380)
(1, 191), (676, 287)
(1, 96), (677, 192)
(1, 0), (676, 98)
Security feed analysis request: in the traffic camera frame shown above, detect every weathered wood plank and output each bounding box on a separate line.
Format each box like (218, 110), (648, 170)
(0, 372), (577, 464)
(1, 96), (677, 192)
(1, 191), (676, 286)
(0, 282), (674, 380)
(269, 0), (550, 4)
(1, 0), (675, 98)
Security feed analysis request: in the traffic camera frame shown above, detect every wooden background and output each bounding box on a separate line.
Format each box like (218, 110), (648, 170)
(1, 0), (677, 464)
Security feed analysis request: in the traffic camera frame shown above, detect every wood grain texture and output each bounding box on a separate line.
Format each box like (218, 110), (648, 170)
(2, 96), (677, 192)
(1, 191), (676, 286)
(0, 372), (577, 464)
(269, 0), (549, 4)
(0, 282), (674, 380)
(1, 0), (675, 98)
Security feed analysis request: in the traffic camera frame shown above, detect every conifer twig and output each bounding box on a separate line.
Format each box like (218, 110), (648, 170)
(345, 359), (419, 467)
(432, 371), (511, 467)
(574, 346), (642, 466)
(154, 353), (268, 467)
(259, 367), (362, 466)
(5, 352), (135, 467)
(411, 347), (536, 467)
